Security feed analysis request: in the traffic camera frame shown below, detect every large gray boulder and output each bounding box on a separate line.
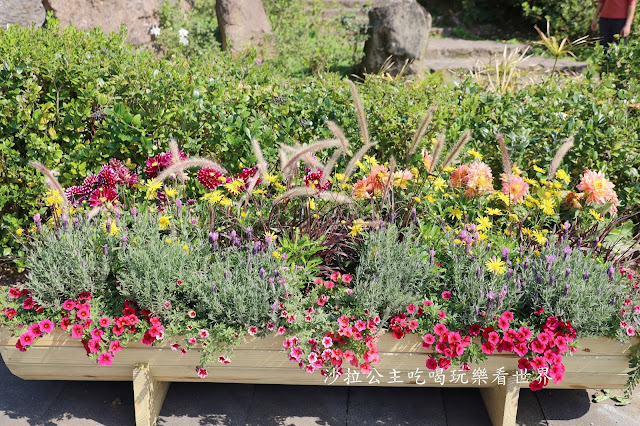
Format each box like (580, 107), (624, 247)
(43, 0), (189, 46)
(215, 0), (274, 56)
(0, 0), (46, 28)
(360, 0), (432, 77)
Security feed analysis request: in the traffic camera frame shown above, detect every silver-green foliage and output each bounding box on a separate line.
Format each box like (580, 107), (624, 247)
(186, 246), (300, 327)
(115, 209), (212, 315)
(26, 219), (111, 309)
(354, 225), (442, 316)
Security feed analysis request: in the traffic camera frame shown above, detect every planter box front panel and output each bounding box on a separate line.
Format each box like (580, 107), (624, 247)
(0, 330), (635, 389)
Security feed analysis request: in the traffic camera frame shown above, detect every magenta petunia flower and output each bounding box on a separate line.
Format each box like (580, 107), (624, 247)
(39, 319), (55, 334)
(98, 352), (113, 366)
(71, 324), (84, 338)
(62, 300), (76, 311)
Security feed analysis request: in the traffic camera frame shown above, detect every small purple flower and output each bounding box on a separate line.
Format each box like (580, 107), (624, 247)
(563, 246), (572, 260)
(61, 213), (69, 231)
(583, 272), (589, 281)
(565, 268), (571, 279)
(507, 268), (513, 279)
(607, 265), (615, 281)
(103, 244), (108, 256)
(121, 234), (127, 250)
(501, 247), (510, 260)
(592, 237), (600, 249)
(211, 282), (217, 293)
(271, 301), (279, 310)
(72, 217), (79, 229)
(564, 283), (570, 296)
(131, 206), (138, 221)
(476, 267), (482, 278)
(246, 227), (253, 241)
(189, 216), (198, 225)
(34, 213), (42, 232)
(259, 268), (266, 280)
(486, 243), (491, 251)
(524, 257), (530, 270)
(536, 273), (542, 284)
(411, 208), (417, 222)
(282, 253), (288, 261)
(545, 255), (556, 264)
(224, 270), (231, 280)
(176, 199), (182, 215)
(549, 276), (555, 287)
(429, 249), (435, 264)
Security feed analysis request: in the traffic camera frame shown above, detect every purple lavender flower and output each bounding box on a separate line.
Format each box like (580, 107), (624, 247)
(536, 273), (542, 284)
(224, 270), (231, 280)
(61, 213), (69, 231)
(103, 244), (108, 256)
(211, 282), (217, 293)
(246, 227), (253, 241)
(501, 247), (510, 260)
(34, 213), (42, 233)
(176, 199), (182, 215)
(121, 235), (127, 250)
(607, 265), (615, 281)
(545, 255), (556, 264)
(131, 207), (138, 221)
(564, 283), (570, 296)
(507, 268), (513, 279)
(189, 217), (198, 225)
(549, 276), (555, 287)
(583, 272), (590, 281)
(563, 246), (572, 260)
(429, 249), (435, 264)
(411, 208), (417, 222)
(524, 257), (530, 270)
(259, 268), (266, 280)
(565, 268), (571, 279)
(72, 217), (79, 229)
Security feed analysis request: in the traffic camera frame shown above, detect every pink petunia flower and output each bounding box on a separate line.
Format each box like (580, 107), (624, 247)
(98, 352), (114, 366)
(71, 324), (84, 338)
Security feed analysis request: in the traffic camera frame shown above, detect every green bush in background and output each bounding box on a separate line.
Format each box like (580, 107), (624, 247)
(1, 8), (639, 259)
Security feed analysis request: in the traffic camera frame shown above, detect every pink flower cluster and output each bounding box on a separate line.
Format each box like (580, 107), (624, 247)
(478, 313), (576, 391)
(576, 170), (619, 215)
(450, 161), (494, 197)
(283, 313), (382, 376)
(304, 169), (331, 193)
(66, 159), (138, 207)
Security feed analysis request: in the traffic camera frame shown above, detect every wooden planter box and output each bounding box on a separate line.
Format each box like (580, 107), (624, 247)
(0, 329), (636, 426)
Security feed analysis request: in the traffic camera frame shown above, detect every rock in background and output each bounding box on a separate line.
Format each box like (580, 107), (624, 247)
(42, 0), (189, 46)
(0, 0), (46, 28)
(360, 0), (432, 77)
(215, 0), (274, 56)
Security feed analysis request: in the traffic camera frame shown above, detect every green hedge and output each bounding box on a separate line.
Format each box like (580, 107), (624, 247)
(1, 21), (639, 258)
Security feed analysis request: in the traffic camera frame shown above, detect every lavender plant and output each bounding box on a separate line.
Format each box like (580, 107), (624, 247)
(353, 224), (443, 317)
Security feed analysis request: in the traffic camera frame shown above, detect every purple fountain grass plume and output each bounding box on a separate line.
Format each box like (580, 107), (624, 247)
(29, 161), (69, 208)
(428, 129), (446, 173)
(343, 140), (379, 180)
(406, 105), (437, 167)
(496, 133), (511, 180)
(442, 130), (472, 169)
(547, 136), (574, 181)
(154, 158), (228, 184)
(347, 80), (370, 147)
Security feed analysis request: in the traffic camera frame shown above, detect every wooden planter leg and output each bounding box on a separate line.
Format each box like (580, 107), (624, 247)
(133, 363), (170, 426)
(479, 373), (520, 426)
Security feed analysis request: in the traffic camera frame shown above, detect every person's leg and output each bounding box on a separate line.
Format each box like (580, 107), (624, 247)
(600, 17), (615, 49)
(610, 18), (628, 45)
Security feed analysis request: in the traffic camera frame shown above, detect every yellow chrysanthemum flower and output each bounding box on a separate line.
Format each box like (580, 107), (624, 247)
(220, 197), (232, 207)
(486, 257), (507, 274)
(533, 165), (546, 174)
(15, 228), (23, 237)
(555, 169), (570, 184)
(165, 187), (177, 198)
(448, 208), (463, 220)
(348, 220), (366, 237)
(532, 230), (547, 245)
(201, 190), (223, 205)
(589, 209), (604, 222)
(45, 190), (63, 206)
(539, 198), (555, 215)
(225, 178), (245, 196)
(158, 215), (171, 231)
(433, 177), (447, 192)
(476, 216), (492, 231)
(485, 207), (503, 216)
(467, 149), (483, 160)
(145, 181), (163, 200)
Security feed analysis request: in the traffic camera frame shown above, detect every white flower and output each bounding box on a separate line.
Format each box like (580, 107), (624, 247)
(149, 25), (161, 37)
(178, 28), (189, 38)
(179, 36), (189, 46)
